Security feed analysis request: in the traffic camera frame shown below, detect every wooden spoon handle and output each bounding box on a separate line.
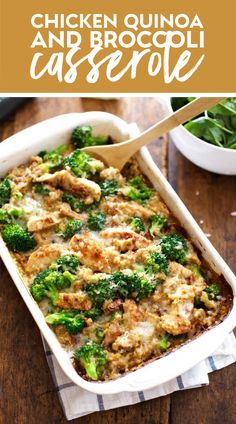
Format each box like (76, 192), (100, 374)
(124, 97), (225, 153)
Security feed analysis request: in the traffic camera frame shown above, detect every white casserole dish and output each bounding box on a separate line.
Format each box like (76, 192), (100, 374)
(0, 112), (235, 395)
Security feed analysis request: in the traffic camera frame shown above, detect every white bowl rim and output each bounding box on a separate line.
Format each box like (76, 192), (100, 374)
(167, 97), (236, 154)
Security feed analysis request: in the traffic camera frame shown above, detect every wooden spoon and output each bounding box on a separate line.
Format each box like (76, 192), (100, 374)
(83, 97), (226, 170)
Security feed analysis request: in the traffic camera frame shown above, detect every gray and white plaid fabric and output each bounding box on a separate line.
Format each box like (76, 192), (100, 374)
(42, 333), (236, 421)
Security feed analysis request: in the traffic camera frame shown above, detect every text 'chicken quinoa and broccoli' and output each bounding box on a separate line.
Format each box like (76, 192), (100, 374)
(0, 125), (232, 382)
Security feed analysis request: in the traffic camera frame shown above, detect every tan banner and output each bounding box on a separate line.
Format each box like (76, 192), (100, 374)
(0, 0), (236, 93)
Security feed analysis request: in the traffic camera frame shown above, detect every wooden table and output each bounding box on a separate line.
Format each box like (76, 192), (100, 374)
(0, 97), (235, 424)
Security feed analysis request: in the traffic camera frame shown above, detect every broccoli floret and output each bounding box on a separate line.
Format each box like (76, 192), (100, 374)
(8, 207), (24, 219)
(71, 125), (109, 149)
(111, 271), (132, 299)
(46, 310), (85, 334)
(149, 214), (167, 236)
(99, 180), (118, 197)
(0, 177), (11, 207)
(83, 307), (102, 321)
(30, 267), (75, 305)
(12, 191), (23, 201)
(64, 150), (91, 177)
(30, 269), (58, 304)
(160, 233), (188, 263)
(38, 150), (47, 158)
(87, 211), (106, 231)
(145, 252), (169, 274)
(43, 269), (75, 289)
(122, 176), (152, 204)
(32, 258), (78, 300)
(0, 209), (11, 224)
(39, 144), (67, 171)
(134, 263), (146, 273)
(188, 264), (203, 278)
(119, 272), (156, 300)
(85, 271), (157, 306)
(30, 275), (48, 302)
(204, 284), (220, 300)
(159, 334), (172, 352)
(129, 216), (145, 233)
(71, 126), (92, 147)
(58, 219), (83, 240)
(32, 280), (60, 305)
(85, 278), (117, 307)
(62, 192), (91, 213)
(128, 273), (157, 301)
(62, 192), (80, 211)
(95, 327), (104, 343)
(33, 269), (52, 286)
(195, 285), (220, 308)
(2, 223), (36, 252)
(194, 296), (206, 309)
(33, 182), (50, 196)
(0, 207), (24, 224)
(64, 149), (103, 178)
(73, 342), (107, 380)
(50, 255), (80, 274)
(109, 311), (122, 322)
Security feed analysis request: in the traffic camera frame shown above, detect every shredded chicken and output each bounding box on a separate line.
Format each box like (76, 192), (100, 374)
(100, 199), (154, 220)
(100, 227), (151, 252)
(57, 292), (92, 310)
(36, 170), (101, 204)
(55, 326), (74, 346)
(41, 187), (63, 207)
(104, 322), (123, 346)
(70, 233), (111, 272)
(26, 244), (63, 274)
(58, 202), (84, 220)
(160, 314), (191, 335)
(27, 212), (61, 232)
(147, 193), (170, 216)
(100, 166), (125, 185)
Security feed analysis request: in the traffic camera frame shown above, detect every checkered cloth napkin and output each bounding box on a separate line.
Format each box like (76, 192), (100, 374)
(42, 333), (236, 420)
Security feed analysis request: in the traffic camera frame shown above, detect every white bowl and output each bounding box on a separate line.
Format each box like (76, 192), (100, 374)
(0, 112), (236, 395)
(165, 98), (236, 175)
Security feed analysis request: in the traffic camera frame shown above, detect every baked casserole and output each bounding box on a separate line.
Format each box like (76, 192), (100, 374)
(0, 125), (232, 381)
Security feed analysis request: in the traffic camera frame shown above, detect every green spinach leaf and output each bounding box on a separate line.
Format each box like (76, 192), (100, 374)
(184, 117), (232, 147)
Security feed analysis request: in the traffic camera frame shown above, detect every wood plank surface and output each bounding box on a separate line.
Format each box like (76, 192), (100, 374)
(0, 97), (235, 424)
(168, 142), (236, 424)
